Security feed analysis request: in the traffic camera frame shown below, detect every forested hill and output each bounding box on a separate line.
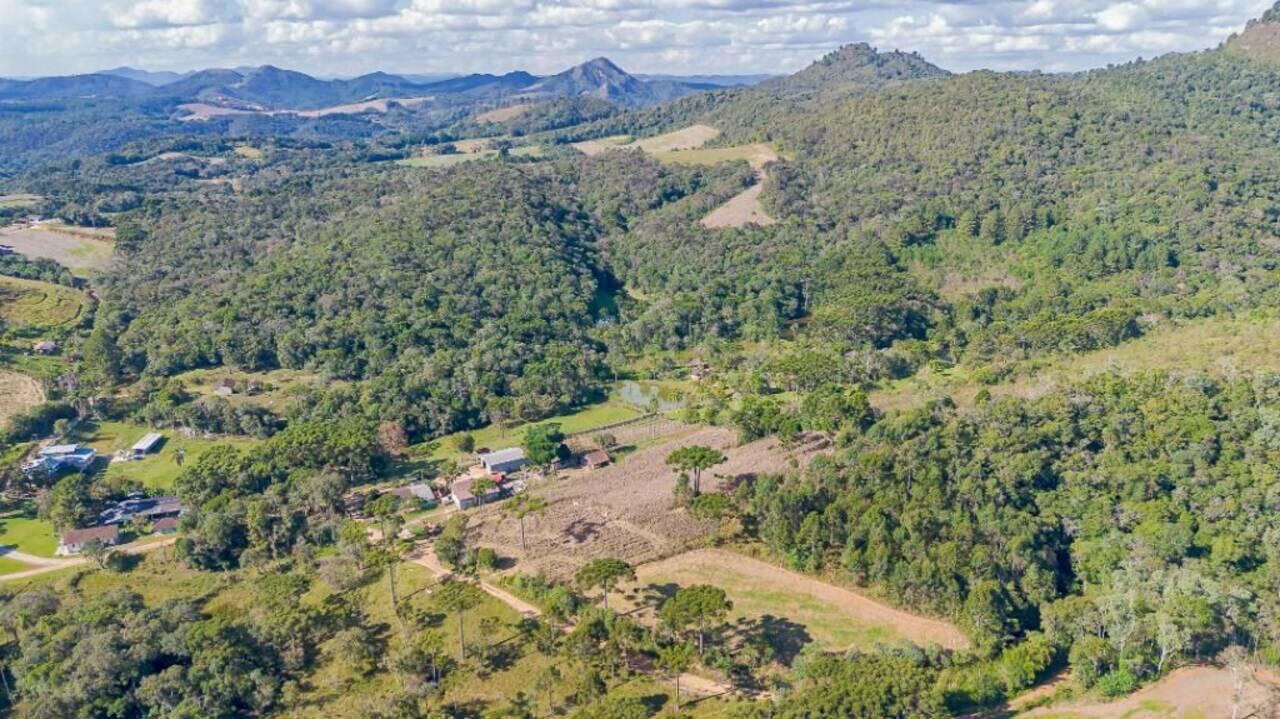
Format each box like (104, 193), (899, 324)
(93, 155), (735, 440)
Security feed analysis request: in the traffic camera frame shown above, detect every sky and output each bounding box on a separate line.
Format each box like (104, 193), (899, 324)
(1, 0), (1276, 79)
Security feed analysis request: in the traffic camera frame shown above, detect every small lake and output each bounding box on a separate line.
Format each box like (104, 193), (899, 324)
(617, 381), (687, 411)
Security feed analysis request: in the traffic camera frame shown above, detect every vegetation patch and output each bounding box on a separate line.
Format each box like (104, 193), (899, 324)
(0, 275), (88, 328)
(0, 225), (113, 275)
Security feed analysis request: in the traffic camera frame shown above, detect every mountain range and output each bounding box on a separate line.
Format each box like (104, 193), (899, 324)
(0, 58), (728, 110)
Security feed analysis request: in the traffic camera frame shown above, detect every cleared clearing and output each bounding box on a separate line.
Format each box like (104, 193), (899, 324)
(0, 275), (89, 328)
(0, 194), (42, 209)
(467, 425), (829, 579)
(0, 225), (114, 273)
(702, 183), (777, 229)
(574, 125), (721, 157)
(871, 312), (1280, 413)
(0, 370), (43, 426)
(618, 549), (969, 653)
(475, 103), (536, 123)
(631, 124), (721, 152)
(1024, 665), (1280, 718)
(657, 142), (778, 170)
(178, 97), (431, 121)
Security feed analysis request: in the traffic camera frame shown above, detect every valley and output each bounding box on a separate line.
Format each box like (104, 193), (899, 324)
(4, 4), (1280, 718)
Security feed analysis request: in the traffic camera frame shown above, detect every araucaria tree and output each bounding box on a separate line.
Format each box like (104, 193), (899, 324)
(665, 446), (726, 496)
(575, 558), (636, 611)
(659, 584), (732, 654)
(434, 580), (486, 659)
(505, 493), (548, 551)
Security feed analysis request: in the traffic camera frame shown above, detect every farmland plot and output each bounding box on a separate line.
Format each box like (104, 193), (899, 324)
(467, 425), (827, 579)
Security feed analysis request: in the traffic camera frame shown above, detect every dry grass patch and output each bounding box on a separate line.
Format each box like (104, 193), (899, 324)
(701, 183), (776, 229)
(467, 426), (828, 579)
(615, 549), (968, 653)
(657, 143), (778, 170)
(871, 312), (1280, 413)
(1024, 665), (1280, 718)
(0, 225), (113, 274)
(0, 370), (44, 426)
(475, 103), (536, 123)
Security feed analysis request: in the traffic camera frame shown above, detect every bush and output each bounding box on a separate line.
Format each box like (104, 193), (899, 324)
(1094, 668), (1138, 698)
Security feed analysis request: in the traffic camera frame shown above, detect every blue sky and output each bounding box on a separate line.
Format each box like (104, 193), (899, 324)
(1, 1), (1274, 77)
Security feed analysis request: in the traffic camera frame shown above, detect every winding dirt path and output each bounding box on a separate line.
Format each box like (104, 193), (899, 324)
(410, 547), (542, 617)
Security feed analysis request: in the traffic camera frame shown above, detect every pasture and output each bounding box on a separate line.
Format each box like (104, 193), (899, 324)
(0, 369), (44, 426)
(0, 275), (89, 328)
(475, 103), (536, 123)
(870, 311), (1280, 413)
(616, 549), (968, 653)
(0, 193), (42, 209)
(0, 224), (114, 275)
(656, 142), (778, 169)
(74, 420), (261, 492)
(701, 182), (776, 229)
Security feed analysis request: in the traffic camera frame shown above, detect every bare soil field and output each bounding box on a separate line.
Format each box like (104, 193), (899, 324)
(632, 124), (721, 152)
(616, 549), (969, 653)
(701, 182), (777, 229)
(0, 225), (113, 273)
(476, 103), (536, 123)
(0, 370), (43, 426)
(467, 425), (827, 579)
(572, 135), (632, 156)
(1024, 665), (1280, 718)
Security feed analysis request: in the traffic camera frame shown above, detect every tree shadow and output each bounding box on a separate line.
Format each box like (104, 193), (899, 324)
(563, 518), (603, 543)
(734, 614), (813, 667)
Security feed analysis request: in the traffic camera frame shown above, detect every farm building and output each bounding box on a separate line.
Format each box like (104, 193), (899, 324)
(32, 340), (57, 354)
(451, 477), (502, 510)
(478, 447), (527, 474)
(98, 495), (186, 526)
(212, 378), (236, 397)
(23, 444), (96, 476)
(57, 525), (120, 556)
(582, 449), (612, 470)
(385, 483), (439, 509)
(131, 432), (164, 459)
(152, 517), (179, 534)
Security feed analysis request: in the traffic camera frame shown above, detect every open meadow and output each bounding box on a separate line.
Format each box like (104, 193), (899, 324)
(0, 275), (89, 329)
(615, 548), (969, 654)
(0, 224), (114, 275)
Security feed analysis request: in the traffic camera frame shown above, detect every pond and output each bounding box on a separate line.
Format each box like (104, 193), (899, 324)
(617, 381), (687, 411)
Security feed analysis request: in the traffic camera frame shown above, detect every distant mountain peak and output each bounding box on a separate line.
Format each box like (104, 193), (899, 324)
(755, 42), (948, 100)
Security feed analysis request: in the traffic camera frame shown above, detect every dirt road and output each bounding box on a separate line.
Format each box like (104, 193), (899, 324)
(0, 537), (177, 582)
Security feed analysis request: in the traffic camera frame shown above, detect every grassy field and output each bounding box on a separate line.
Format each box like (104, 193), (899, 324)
(0, 194), (42, 209)
(616, 549), (967, 655)
(172, 367), (327, 413)
(0, 275), (89, 329)
(233, 145), (264, 159)
(72, 420), (261, 491)
(0, 512), (58, 557)
(655, 143), (779, 169)
(871, 311), (1280, 412)
(398, 145), (543, 168)
(424, 396), (644, 463)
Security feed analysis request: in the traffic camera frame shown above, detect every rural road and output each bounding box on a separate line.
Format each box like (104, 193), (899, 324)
(409, 547), (543, 617)
(0, 537), (177, 582)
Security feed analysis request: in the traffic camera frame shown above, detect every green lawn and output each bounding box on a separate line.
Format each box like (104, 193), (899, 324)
(0, 556), (32, 575)
(73, 420), (260, 491)
(0, 513), (58, 557)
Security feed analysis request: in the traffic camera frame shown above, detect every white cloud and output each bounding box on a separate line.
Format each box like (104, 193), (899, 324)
(0, 0), (1274, 77)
